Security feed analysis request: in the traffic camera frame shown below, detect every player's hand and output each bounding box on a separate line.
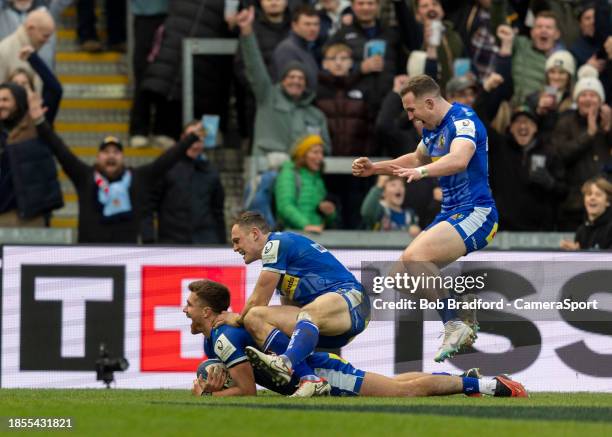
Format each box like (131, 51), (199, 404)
(393, 166), (423, 183)
(318, 200), (335, 216)
(204, 367), (226, 393)
(236, 6), (255, 36)
(19, 45), (35, 61)
(303, 224), (323, 233)
(192, 375), (206, 396)
(352, 157), (375, 177)
(360, 55), (384, 74)
(213, 311), (241, 328)
(560, 240), (580, 251)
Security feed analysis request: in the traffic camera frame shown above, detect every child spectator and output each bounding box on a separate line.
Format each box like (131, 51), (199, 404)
(361, 175), (420, 235)
(561, 176), (612, 250)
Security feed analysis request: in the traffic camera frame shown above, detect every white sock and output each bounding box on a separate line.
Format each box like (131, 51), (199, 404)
(478, 378), (497, 395)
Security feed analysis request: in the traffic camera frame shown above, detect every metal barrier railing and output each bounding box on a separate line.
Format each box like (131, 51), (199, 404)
(181, 38), (238, 125)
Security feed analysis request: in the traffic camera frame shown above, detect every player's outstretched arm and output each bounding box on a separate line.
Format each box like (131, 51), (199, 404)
(216, 362), (258, 397)
(215, 271), (280, 328)
(393, 139), (474, 182)
(352, 143), (430, 177)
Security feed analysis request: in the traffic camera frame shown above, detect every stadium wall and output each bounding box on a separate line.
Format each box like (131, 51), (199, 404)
(1, 246), (610, 392)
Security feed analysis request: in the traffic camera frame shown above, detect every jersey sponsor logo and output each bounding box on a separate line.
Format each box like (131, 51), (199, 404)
(310, 243), (328, 253)
(262, 240), (280, 264)
(214, 334), (237, 362)
(280, 274), (300, 299)
(454, 119), (476, 137)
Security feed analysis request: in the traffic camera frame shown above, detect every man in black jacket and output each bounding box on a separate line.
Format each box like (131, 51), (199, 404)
(489, 105), (566, 231)
(0, 83), (62, 226)
(142, 120), (226, 244)
(29, 93), (203, 243)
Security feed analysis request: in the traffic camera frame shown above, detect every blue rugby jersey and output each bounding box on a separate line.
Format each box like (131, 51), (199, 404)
(261, 232), (362, 305)
(421, 103), (495, 213)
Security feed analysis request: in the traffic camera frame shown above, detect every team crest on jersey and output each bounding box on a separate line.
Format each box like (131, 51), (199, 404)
(262, 240), (280, 264)
(214, 334), (237, 362)
(450, 213), (464, 220)
(436, 135), (445, 150)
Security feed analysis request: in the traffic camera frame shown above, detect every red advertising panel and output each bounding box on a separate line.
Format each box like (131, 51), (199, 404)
(141, 266), (246, 371)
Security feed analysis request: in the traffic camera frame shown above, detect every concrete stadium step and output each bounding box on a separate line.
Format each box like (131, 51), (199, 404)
(57, 99), (131, 123)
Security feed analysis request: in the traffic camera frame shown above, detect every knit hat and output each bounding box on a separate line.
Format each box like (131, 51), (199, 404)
(545, 50), (576, 77)
(280, 61), (308, 80)
(291, 134), (323, 160)
(573, 65), (605, 102)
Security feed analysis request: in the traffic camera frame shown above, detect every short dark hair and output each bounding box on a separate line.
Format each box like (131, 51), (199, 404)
(534, 10), (559, 27)
(233, 211), (271, 234)
(399, 74), (441, 98)
(292, 5), (318, 23)
(188, 279), (230, 313)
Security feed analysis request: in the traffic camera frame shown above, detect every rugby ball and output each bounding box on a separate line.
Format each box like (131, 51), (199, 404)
(197, 359), (236, 388)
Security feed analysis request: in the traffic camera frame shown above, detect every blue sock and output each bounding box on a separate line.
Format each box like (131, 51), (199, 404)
(437, 297), (459, 324)
(284, 319), (319, 367)
(462, 377), (480, 395)
(262, 329), (315, 379)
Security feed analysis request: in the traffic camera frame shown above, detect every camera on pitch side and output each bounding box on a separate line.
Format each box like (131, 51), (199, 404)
(95, 343), (129, 388)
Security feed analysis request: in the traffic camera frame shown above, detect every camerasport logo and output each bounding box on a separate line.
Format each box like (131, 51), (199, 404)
(140, 266), (246, 372)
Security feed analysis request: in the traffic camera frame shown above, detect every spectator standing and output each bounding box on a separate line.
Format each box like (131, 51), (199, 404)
(0, 0), (71, 69)
(128, 0), (168, 148)
(142, 120), (226, 244)
(272, 5), (320, 90)
(552, 70), (611, 231)
(525, 50), (576, 137)
(237, 6), (330, 158)
(330, 0), (401, 114)
(30, 94), (204, 243)
(510, 10), (563, 105)
(76, 0), (126, 52)
(234, 0), (291, 143)
(393, 0), (465, 89)
(0, 8), (55, 92)
(489, 105), (566, 231)
(14, 44), (62, 123)
(139, 0), (236, 146)
(0, 85), (62, 226)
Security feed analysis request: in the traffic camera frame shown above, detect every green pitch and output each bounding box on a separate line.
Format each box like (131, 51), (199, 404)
(2, 390), (612, 436)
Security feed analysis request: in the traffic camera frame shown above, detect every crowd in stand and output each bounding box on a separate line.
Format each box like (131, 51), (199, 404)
(0, 0), (611, 250)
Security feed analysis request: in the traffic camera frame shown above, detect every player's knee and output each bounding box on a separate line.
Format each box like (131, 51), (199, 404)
(296, 311), (313, 322)
(243, 306), (267, 333)
(401, 249), (432, 263)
